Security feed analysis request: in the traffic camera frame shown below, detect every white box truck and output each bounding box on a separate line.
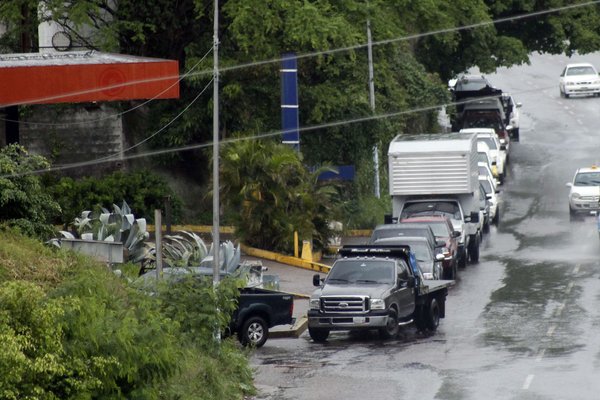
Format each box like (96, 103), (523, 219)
(387, 132), (482, 267)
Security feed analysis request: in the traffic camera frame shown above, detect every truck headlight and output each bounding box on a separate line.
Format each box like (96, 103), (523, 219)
(370, 298), (385, 310)
(309, 299), (320, 310)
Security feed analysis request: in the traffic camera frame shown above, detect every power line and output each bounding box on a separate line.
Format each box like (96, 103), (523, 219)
(1, 82), (557, 178)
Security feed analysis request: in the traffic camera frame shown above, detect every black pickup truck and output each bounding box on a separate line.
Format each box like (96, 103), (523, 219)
(231, 287), (294, 347)
(308, 245), (453, 342)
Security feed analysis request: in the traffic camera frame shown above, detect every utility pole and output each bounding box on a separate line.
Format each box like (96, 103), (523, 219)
(367, 19), (380, 198)
(212, 0), (221, 342)
(212, 0), (220, 284)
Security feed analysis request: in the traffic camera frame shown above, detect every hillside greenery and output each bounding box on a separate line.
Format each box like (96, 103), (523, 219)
(0, 227), (255, 399)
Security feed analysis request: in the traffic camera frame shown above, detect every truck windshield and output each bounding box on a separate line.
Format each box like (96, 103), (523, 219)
(401, 202), (461, 220)
(327, 260), (395, 284)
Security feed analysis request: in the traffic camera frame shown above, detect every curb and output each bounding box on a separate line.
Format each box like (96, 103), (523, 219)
(270, 315), (308, 339)
(241, 244), (331, 273)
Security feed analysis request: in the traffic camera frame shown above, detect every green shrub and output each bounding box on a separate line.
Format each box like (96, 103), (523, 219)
(0, 144), (61, 239)
(43, 170), (183, 226)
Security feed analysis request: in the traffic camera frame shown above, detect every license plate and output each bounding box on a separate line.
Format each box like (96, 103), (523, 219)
(353, 317), (367, 324)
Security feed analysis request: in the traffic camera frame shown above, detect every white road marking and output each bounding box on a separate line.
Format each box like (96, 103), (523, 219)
(555, 303), (565, 316)
(565, 282), (574, 294)
(573, 264), (580, 274)
(536, 348), (546, 362)
(547, 325), (556, 337)
(523, 374), (535, 390)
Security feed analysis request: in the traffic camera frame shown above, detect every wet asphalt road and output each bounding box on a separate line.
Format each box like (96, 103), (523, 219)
(248, 52), (600, 400)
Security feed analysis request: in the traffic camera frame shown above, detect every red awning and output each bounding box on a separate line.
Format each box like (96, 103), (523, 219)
(0, 51), (180, 106)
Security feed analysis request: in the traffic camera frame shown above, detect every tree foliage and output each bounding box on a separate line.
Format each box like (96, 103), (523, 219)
(0, 144), (61, 239)
(219, 139), (339, 253)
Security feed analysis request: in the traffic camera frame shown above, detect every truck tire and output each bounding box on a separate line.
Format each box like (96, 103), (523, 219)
(425, 299), (440, 331)
(378, 308), (399, 339)
(468, 235), (480, 264)
(238, 316), (268, 348)
(308, 327), (330, 342)
(512, 128), (520, 142)
(492, 208), (500, 225)
(413, 306), (427, 332)
(457, 248), (467, 269)
(443, 260), (457, 280)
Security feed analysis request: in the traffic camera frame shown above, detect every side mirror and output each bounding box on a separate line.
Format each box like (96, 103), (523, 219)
(452, 231), (461, 238)
(435, 253), (445, 262)
(506, 125), (513, 131)
(470, 211), (480, 223)
(566, 182), (573, 188)
(516, 102), (522, 108)
(500, 144), (507, 151)
(313, 274), (322, 287)
(384, 214), (398, 224)
(486, 194), (492, 199)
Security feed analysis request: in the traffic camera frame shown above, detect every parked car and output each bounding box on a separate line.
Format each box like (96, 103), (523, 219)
(566, 166), (600, 219)
(479, 161), (499, 187)
(369, 223), (446, 252)
(477, 141), (498, 181)
(399, 216), (461, 279)
(479, 175), (499, 225)
(372, 236), (444, 280)
(478, 183), (491, 233)
(559, 63), (600, 98)
(501, 93), (522, 141)
(461, 128), (507, 182)
(460, 110), (512, 155)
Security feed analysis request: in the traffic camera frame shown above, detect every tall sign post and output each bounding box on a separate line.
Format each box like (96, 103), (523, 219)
(280, 53), (300, 151)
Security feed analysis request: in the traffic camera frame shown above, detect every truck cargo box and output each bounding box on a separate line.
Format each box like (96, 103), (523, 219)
(388, 133), (479, 195)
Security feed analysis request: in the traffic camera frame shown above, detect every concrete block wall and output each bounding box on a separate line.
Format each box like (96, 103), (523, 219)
(20, 103), (124, 176)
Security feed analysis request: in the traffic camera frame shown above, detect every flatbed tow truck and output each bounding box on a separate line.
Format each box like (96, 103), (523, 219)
(307, 245), (454, 342)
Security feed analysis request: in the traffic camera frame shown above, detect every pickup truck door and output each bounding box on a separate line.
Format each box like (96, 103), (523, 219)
(395, 260), (416, 318)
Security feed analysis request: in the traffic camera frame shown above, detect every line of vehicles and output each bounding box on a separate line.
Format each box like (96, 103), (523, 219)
(307, 74), (521, 342)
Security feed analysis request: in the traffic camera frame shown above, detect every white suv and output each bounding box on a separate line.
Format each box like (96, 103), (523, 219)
(567, 167), (600, 219)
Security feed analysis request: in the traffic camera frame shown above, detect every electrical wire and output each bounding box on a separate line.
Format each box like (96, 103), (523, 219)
(1, 1), (596, 107)
(1, 82), (558, 178)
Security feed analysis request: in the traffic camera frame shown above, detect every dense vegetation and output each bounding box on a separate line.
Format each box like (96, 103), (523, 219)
(43, 170), (183, 226)
(0, 228), (254, 399)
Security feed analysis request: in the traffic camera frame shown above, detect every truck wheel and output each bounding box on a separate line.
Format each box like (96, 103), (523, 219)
(457, 248), (467, 269)
(443, 260), (456, 280)
(468, 235), (480, 264)
(238, 316), (268, 348)
(308, 327), (330, 342)
(425, 299), (440, 331)
(378, 308), (399, 339)
(413, 307), (427, 332)
(512, 128), (520, 142)
(492, 209), (500, 225)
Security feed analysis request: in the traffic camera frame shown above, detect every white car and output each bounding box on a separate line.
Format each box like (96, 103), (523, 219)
(567, 166), (600, 219)
(463, 128), (506, 183)
(477, 141), (499, 183)
(559, 63), (600, 98)
(479, 175), (499, 225)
